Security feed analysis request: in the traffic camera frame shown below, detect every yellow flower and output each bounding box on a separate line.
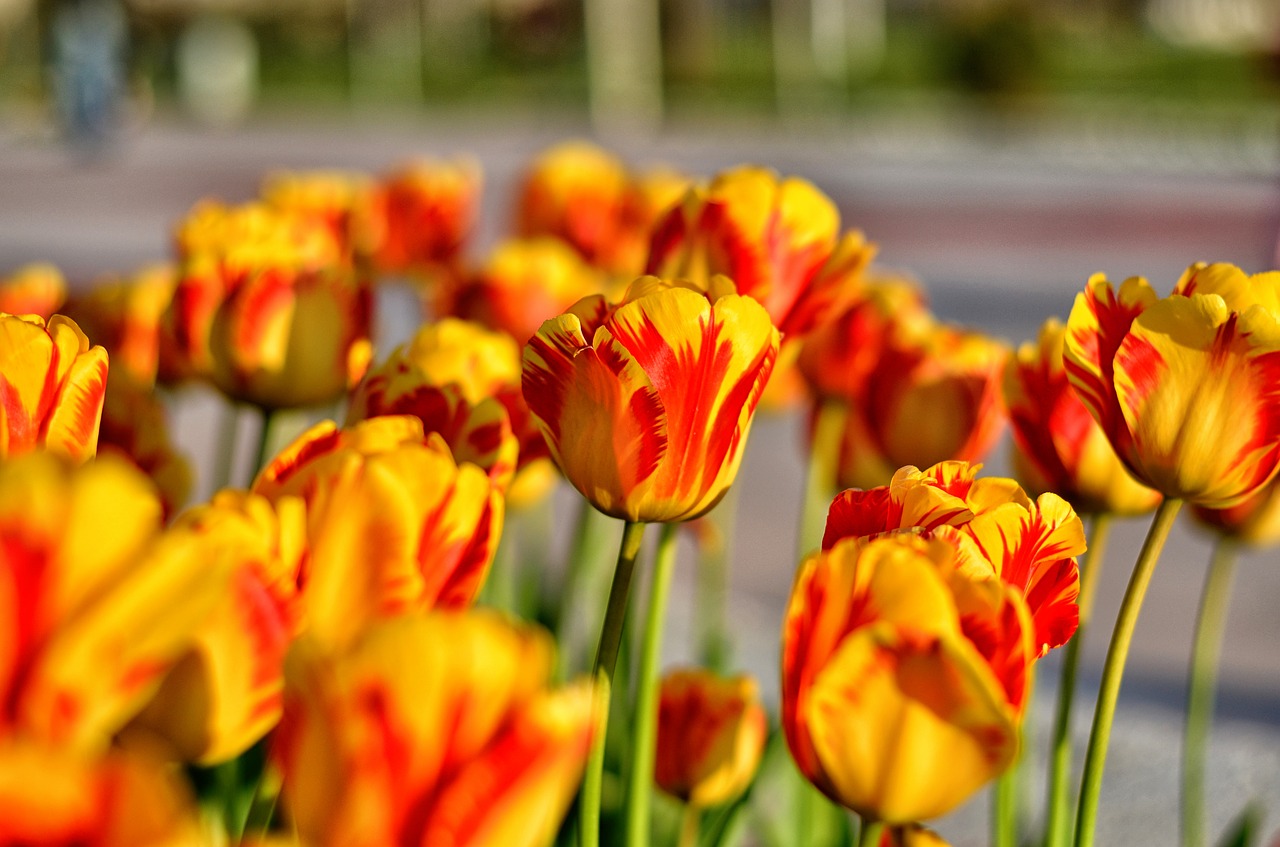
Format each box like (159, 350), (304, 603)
(0, 262), (67, 319)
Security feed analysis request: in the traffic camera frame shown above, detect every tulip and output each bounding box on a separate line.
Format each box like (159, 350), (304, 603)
(373, 157), (481, 276)
(208, 265), (373, 410)
(654, 669), (767, 808)
(523, 276), (779, 523)
(275, 611), (597, 847)
(1005, 318), (1162, 516)
(0, 312), (108, 463)
(880, 825), (953, 847)
(1063, 271), (1280, 508)
(127, 490), (306, 764)
(96, 374), (192, 520)
(253, 416), (503, 649)
(824, 461), (1084, 659)
(0, 740), (204, 845)
(646, 165), (875, 339)
(781, 531), (1024, 824)
(443, 237), (607, 345)
(65, 264), (177, 388)
(822, 319), (1008, 491)
(261, 168), (381, 264)
(0, 262), (66, 318)
(0, 453), (229, 752)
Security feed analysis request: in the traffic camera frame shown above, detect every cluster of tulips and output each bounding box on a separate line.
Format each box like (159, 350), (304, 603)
(1, 138), (1278, 847)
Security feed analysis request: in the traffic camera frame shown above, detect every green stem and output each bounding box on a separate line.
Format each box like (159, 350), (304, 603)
(994, 765), (1018, 847)
(698, 484), (740, 672)
(1045, 513), (1113, 847)
(799, 399), (846, 559)
(251, 406), (277, 482)
(678, 803), (701, 847)
(1181, 537), (1239, 847)
(557, 500), (615, 681)
(1074, 497), (1183, 847)
(626, 522), (679, 847)
(211, 401), (241, 492)
(858, 818), (885, 847)
(580, 519), (647, 847)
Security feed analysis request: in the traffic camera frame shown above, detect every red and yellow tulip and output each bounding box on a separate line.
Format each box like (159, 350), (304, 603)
(1191, 477), (1280, 547)
(0, 262), (67, 319)
(522, 276), (779, 522)
(1005, 318), (1162, 516)
(1064, 269), (1280, 507)
(646, 166), (875, 339)
(372, 157), (481, 277)
(275, 611), (596, 847)
(261, 169), (381, 265)
(654, 668), (767, 808)
(782, 531), (1025, 823)
(208, 266), (373, 410)
(65, 264), (177, 388)
(253, 416), (503, 648)
(0, 313), (108, 463)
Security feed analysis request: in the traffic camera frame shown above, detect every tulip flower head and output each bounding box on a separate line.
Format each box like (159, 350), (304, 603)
(1191, 476), (1280, 547)
(1004, 318), (1162, 516)
(0, 312), (108, 463)
(0, 262), (67, 318)
(1064, 269), (1280, 508)
(523, 276), (780, 523)
(782, 531), (1026, 823)
(275, 611), (597, 847)
(654, 668), (767, 808)
(372, 157), (481, 276)
(65, 264), (177, 388)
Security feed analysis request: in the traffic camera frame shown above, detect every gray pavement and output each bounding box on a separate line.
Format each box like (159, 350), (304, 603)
(2, 110), (1278, 844)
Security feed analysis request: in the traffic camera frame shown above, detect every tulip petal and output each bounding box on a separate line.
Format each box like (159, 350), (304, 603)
(41, 346), (107, 463)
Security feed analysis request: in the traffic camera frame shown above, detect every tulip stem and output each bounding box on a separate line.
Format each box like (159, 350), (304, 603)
(1045, 513), (1113, 847)
(627, 521), (679, 847)
(857, 818), (885, 847)
(557, 500), (616, 681)
(251, 406), (277, 481)
(994, 765), (1018, 847)
(698, 484), (740, 672)
(212, 401), (241, 492)
(799, 399), (845, 558)
(1182, 537), (1239, 847)
(580, 518), (647, 847)
(678, 804), (701, 847)
(1074, 497), (1182, 847)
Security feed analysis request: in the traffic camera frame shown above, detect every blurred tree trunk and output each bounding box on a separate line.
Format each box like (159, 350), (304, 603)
(584, 0), (663, 136)
(664, 0), (716, 82)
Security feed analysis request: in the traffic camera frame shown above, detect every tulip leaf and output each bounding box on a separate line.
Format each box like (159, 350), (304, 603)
(1216, 802), (1263, 847)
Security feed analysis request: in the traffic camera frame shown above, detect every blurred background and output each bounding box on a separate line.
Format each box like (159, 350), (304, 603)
(2, 2), (1280, 844)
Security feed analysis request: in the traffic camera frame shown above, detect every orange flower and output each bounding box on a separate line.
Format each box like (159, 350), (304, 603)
(209, 266), (373, 409)
(127, 490), (306, 764)
(261, 168), (381, 265)
(253, 417), (503, 649)
(1004, 318), (1162, 516)
(0, 454), (230, 752)
(372, 158), (481, 276)
(646, 166), (875, 339)
(781, 531), (1026, 823)
(0, 262), (66, 318)
(822, 318), (1008, 491)
(275, 611), (597, 847)
(1064, 268), (1280, 507)
(349, 318), (549, 495)
(522, 277), (779, 522)
(823, 462), (1084, 659)
(96, 375), (192, 520)
(0, 313), (108, 463)
(443, 237), (606, 345)
(516, 141), (691, 276)
(65, 264), (177, 388)
(654, 669), (766, 807)
(0, 740), (203, 845)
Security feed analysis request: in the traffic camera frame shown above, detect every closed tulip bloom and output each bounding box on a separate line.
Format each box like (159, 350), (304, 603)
(261, 169), (381, 264)
(254, 417), (503, 649)
(128, 490), (306, 764)
(275, 611), (597, 847)
(373, 157), (481, 275)
(826, 319), (1008, 491)
(0, 313), (108, 463)
(443, 237), (607, 345)
(646, 166), (876, 339)
(65, 264), (177, 388)
(0, 454), (229, 752)
(209, 266), (373, 409)
(654, 669), (767, 808)
(1064, 271), (1280, 508)
(1005, 318), (1162, 516)
(523, 277), (779, 522)
(782, 532), (1023, 823)
(0, 262), (67, 318)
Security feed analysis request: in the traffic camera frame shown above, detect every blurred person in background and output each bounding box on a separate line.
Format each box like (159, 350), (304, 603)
(48, 0), (128, 151)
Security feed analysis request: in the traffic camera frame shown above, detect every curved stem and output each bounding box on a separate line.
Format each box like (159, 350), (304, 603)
(626, 522), (679, 847)
(994, 764), (1018, 847)
(1181, 537), (1239, 847)
(211, 401), (241, 493)
(557, 500), (615, 681)
(580, 519), (647, 847)
(1045, 513), (1113, 847)
(251, 406), (277, 483)
(678, 803), (701, 847)
(858, 819), (885, 847)
(1074, 497), (1183, 847)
